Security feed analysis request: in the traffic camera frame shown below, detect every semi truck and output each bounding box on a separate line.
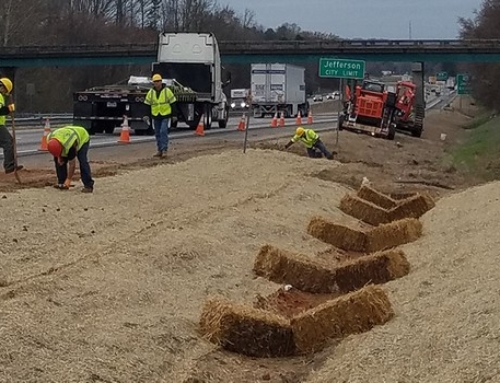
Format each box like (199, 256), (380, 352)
(73, 32), (231, 134)
(250, 63), (308, 118)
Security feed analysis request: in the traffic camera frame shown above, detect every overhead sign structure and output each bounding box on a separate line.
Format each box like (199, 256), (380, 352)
(457, 73), (471, 95)
(319, 58), (366, 79)
(436, 71), (448, 81)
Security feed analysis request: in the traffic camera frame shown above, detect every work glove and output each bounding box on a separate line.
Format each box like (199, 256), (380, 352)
(171, 115), (178, 124)
(142, 116), (150, 124)
(7, 104), (15, 113)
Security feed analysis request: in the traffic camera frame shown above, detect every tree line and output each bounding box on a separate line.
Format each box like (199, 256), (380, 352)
(0, 0), (469, 113)
(459, 0), (500, 111)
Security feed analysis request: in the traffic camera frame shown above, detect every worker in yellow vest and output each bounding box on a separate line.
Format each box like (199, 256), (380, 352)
(144, 73), (177, 158)
(0, 77), (23, 174)
(284, 127), (335, 159)
(46, 126), (94, 193)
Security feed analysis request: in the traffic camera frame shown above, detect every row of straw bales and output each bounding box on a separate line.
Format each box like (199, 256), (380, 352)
(198, 186), (429, 357)
(340, 186), (436, 226)
(199, 285), (393, 357)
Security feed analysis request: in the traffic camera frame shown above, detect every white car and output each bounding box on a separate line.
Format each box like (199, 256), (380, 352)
(313, 95), (324, 102)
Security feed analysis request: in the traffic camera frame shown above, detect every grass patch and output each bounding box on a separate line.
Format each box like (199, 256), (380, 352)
(451, 115), (500, 179)
(461, 112), (495, 130)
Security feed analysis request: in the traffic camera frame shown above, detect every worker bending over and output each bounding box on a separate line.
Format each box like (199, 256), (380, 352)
(284, 127), (335, 159)
(46, 125), (95, 193)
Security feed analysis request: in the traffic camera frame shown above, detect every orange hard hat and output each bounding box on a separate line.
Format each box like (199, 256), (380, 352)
(47, 139), (63, 158)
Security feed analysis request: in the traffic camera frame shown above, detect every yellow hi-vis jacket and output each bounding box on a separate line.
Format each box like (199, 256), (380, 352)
(0, 94), (8, 126)
(291, 129), (319, 148)
(144, 86), (177, 117)
(47, 126), (90, 157)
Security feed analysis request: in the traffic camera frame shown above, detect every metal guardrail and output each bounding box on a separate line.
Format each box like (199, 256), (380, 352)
(12, 114), (73, 127)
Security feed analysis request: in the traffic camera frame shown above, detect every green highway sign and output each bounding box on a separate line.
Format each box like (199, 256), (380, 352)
(436, 71), (448, 81)
(319, 58), (366, 79)
(457, 73), (471, 95)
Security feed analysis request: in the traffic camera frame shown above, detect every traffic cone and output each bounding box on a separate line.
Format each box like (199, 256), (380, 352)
(270, 113), (278, 128)
(279, 111), (285, 127)
(195, 115), (205, 136)
(38, 118), (51, 151)
(118, 115), (131, 144)
(295, 111), (302, 125)
(307, 110), (314, 124)
(237, 114), (246, 131)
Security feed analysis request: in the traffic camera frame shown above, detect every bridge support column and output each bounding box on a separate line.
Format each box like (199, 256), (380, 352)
(411, 62), (425, 130)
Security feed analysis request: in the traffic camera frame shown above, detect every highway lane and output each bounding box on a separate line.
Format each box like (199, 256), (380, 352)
(6, 113), (340, 158)
(1, 91), (451, 161)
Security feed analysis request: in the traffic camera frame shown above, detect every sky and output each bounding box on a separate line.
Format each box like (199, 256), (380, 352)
(225, 0), (484, 39)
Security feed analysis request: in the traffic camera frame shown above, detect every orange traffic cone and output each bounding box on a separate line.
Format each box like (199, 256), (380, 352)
(195, 115), (205, 136)
(307, 110), (314, 124)
(38, 118), (51, 151)
(237, 114), (246, 131)
(279, 111), (285, 127)
(295, 111), (302, 125)
(270, 113), (278, 128)
(118, 115), (131, 144)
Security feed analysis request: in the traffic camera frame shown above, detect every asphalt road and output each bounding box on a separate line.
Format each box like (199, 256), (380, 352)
(1, 90), (452, 162)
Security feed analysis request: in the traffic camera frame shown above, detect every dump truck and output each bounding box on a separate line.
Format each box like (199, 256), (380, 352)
(250, 63), (308, 118)
(393, 80), (424, 137)
(73, 32), (231, 134)
(338, 80), (398, 140)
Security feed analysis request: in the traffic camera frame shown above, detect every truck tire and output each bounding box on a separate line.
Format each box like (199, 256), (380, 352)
(387, 124), (396, 140)
(204, 107), (212, 130)
(218, 105), (229, 129)
(411, 125), (423, 138)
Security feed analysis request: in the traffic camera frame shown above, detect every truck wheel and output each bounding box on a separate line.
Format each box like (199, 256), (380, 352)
(204, 108), (212, 130)
(387, 124), (396, 140)
(411, 126), (423, 138)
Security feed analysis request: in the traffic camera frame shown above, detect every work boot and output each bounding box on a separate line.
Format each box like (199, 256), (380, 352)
(81, 187), (93, 193)
(153, 151), (163, 158)
(5, 165), (23, 174)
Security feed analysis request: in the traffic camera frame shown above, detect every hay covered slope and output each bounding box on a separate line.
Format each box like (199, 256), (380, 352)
(306, 181), (500, 383)
(0, 149), (354, 383)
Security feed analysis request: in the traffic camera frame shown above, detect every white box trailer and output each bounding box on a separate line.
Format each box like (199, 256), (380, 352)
(250, 63), (308, 118)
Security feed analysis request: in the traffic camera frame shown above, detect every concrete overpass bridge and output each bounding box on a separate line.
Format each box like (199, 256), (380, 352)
(0, 39), (500, 68)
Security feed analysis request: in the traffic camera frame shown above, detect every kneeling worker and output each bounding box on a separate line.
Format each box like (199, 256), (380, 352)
(284, 127), (335, 159)
(46, 125), (95, 193)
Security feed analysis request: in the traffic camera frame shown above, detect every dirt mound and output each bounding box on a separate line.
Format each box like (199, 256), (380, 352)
(305, 181), (500, 382)
(0, 148), (355, 382)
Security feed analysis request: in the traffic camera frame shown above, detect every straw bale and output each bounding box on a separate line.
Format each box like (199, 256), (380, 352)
(291, 286), (394, 354)
(366, 218), (422, 253)
(199, 297), (296, 357)
(254, 245), (338, 293)
(334, 249), (410, 292)
(339, 194), (390, 226)
(357, 185), (397, 209)
(389, 193), (436, 221)
(307, 216), (367, 252)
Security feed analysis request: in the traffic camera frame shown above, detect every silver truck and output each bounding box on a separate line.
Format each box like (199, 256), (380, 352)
(250, 63), (308, 118)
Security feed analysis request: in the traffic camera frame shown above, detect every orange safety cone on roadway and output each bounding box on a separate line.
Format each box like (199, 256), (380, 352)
(38, 117), (51, 151)
(118, 115), (131, 144)
(237, 114), (246, 131)
(279, 111), (285, 127)
(195, 115), (205, 136)
(295, 111), (302, 125)
(270, 113), (278, 128)
(307, 110), (314, 124)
